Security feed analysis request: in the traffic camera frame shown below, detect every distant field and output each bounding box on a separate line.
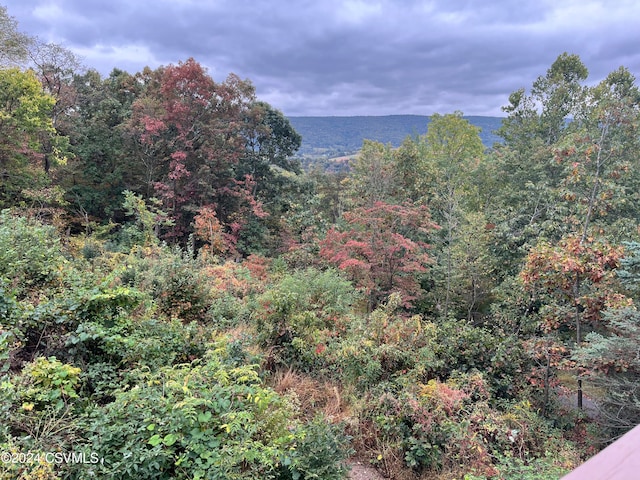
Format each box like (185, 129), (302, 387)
(288, 115), (504, 158)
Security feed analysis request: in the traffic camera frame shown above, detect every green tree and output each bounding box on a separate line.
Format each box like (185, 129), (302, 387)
(446, 211), (498, 322)
(492, 55), (589, 258)
(346, 140), (398, 207)
(392, 134), (424, 201)
(121, 190), (172, 247)
(532, 52), (588, 145)
(0, 68), (57, 208)
(542, 67), (640, 410)
(64, 68), (141, 221)
(498, 53), (587, 150)
(28, 42), (81, 127)
(240, 101), (301, 183)
(556, 66), (640, 240)
(235, 101), (302, 253)
(490, 54), (640, 273)
(418, 112), (485, 317)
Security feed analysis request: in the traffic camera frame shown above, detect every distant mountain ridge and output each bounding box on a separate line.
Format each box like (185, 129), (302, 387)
(287, 115), (504, 158)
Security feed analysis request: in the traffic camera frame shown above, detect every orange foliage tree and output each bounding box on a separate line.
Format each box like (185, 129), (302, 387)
(521, 235), (629, 408)
(193, 205), (227, 257)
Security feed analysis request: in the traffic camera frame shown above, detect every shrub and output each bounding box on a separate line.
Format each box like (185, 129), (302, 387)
(429, 318), (530, 398)
(325, 294), (439, 390)
(0, 357), (86, 471)
(464, 451), (575, 480)
(0, 210), (67, 298)
(0, 279), (18, 326)
(75, 340), (351, 480)
(150, 254), (211, 323)
(66, 317), (208, 370)
(207, 292), (252, 328)
(0, 439), (60, 480)
(254, 268), (357, 370)
(353, 373), (575, 479)
(282, 416), (353, 480)
(18, 357), (81, 411)
(0, 331), (11, 379)
(6, 280), (144, 363)
(120, 245), (213, 323)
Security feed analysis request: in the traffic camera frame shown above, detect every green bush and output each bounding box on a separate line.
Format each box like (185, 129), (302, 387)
(0, 215), (146, 362)
(429, 318), (530, 398)
(0, 439), (61, 480)
(207, 292), (252, 328)
(0, 210), (67, 298)
(282, 416), (353, 480)
(0, 279), (17, 325)
(119, 245), (213, 323)
(353, 373), (575, 478)
(73, 340), (350, 480)
(325, 295), (439, 390)
(464, 451), (573, 479)
(6, 280), (144, 362)
(0, 331), (11, 378)
(19, 356), (81, 411)
(254, 268), (357, 370)
(0, 356), (86, 467)
(66, 316), (208, 370)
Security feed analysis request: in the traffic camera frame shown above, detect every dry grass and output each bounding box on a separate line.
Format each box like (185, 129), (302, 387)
(270, 368), (349, 422)
(269, 370), (467, 480)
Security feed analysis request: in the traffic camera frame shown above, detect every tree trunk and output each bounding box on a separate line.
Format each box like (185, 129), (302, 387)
(574, 272), (583, 410)
(543, 345), (552, 416)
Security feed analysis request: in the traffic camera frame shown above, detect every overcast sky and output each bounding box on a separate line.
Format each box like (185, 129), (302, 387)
(4, 0), (640, 117)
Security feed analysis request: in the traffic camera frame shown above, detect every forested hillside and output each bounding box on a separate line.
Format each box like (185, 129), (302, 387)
(288, 115), (503, 158)
(3, 5), (640, 480)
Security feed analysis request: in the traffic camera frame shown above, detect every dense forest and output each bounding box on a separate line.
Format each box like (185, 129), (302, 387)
(2, 5), (640, 479)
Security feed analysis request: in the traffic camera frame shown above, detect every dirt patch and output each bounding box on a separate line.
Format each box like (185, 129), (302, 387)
(557, 389), (599, 420)
(348, 460), (386, 480)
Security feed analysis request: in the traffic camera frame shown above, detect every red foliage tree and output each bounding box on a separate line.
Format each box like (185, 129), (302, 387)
(127, 58), (263, 243)
(320, 201), (438, 309)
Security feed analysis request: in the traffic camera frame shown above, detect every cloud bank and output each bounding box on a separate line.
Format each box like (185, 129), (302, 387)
(4, 0), (640, 116)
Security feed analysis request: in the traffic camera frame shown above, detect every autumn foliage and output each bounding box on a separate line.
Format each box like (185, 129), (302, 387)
(320, 201), (438, 308)
(127, 58), (270, 244)
(3, 24), (640, 478)
(521, 235), (628, 330)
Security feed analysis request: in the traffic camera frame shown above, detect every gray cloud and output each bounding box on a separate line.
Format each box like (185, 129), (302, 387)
(4, 0), (640, 116)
